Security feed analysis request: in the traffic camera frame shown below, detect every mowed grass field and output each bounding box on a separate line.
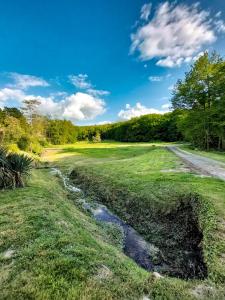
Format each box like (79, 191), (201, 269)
(44, 142), (225, 221)
(44, 142), (225, 288)
(1, 141), (225, 299)
(1, 169), (156, 300)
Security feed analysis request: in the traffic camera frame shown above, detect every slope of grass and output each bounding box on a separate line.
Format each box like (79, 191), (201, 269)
(1, 142), (225, 299)
(0, 169), (155, 300)
(43, 142), (225, 292)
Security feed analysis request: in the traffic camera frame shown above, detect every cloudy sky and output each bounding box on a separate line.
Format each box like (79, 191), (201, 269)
(0, 0), (225, 124)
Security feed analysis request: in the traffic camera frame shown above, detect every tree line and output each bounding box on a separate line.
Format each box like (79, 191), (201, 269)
(0, 52), (224, 152)
(0, 101), (78, 154)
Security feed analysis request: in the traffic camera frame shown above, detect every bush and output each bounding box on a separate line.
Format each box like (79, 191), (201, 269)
(17, 136), (31, 151)
(6, 144), (20, 153)
(30, 142), (42, 155)
(92, 132), (101, 143)
(0, 147), (33, 189)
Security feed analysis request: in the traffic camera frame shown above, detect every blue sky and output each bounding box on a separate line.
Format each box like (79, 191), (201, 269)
(0, 0), (225, 125)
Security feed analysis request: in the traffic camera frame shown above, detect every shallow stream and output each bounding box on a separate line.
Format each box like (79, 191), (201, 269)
(51, 168), (163, 272)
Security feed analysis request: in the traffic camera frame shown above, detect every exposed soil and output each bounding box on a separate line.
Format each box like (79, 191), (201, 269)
(70, 169), (208, 280)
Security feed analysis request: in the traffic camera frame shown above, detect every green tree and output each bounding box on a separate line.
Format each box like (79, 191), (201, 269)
(172, 52), (225, 150)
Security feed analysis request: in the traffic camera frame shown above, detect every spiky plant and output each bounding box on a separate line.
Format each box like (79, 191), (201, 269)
(0, 147), (15, 189)
(0, 147), (8, 167)
(0, 147), (33, 189)
(7, 153), (33, 187)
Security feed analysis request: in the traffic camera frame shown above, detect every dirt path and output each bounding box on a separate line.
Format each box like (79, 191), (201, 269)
(167, 146), (225, 181)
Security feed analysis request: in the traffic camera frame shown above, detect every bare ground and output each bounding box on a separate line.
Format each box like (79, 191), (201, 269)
(167, 146), (225, 181)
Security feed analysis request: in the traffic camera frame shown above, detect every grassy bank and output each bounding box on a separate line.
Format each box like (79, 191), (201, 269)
(43, 142), (225, 295)
(1, 142), (225, 299)
(0, 169), (155, 299)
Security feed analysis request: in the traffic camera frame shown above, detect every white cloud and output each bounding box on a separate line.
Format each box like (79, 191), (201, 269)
(149, 74), (171, 82)
(95, 120), (112, 125)
(87, 88), (110, 96)
(149, 76), (163, 82)
(61, 92), (105, 121)
(0, 72), (108, 122)
(0, 88), (26, 105)
(216, 11), (222, 18)
(69, 73), (110, 97)
(193, 51), (205, 62)
(140, 3), (152, 21)
(0, 87), (106, 122)
(9, 73), (49, 89)
(131, 2), (224, 67)
(214, 20), (225, 33)
(69, 74), (92, 89)
(161, 103), (170, 110)
(168, 85), (174, 92)
(118, 102), (165, 120)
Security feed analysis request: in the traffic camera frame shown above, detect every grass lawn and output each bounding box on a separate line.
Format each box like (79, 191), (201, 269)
(180, 145), (225, 164)
(44, 142), (225, 294)
(1, 141), (225, 299)
(0, 169), (154, 299)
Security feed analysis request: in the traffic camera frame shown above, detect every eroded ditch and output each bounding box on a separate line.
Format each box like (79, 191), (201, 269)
(51, 168), (207, 280)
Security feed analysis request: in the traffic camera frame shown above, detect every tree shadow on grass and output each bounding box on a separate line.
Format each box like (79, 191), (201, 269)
(60, 145), (158, 160)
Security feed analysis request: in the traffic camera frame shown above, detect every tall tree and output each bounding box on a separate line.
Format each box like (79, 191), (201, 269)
(21, 99), (41, 125)
(172, 52), (225, 150)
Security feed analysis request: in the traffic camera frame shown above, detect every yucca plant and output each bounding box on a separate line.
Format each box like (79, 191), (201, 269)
(7, 153), (33, 187)
(0, 147), (14, 189)
(0, 147), (33, 189)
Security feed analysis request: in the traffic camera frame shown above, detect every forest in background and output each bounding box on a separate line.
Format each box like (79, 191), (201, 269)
(0, 52), (225, 153)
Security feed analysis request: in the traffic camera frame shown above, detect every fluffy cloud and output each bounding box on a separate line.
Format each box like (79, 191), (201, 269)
(37, 92), (105, 121)
(0, 88), (26, 104)
(69, 74), (92, 89)
(140, 3), (152, 21)
(131, 2), (224, 67)
(161, 103), (170, 110)
(0, 87), (106, 122)
(69, 73), (110, 97)
(118, 102), (168, 120)
(95, 120), (112, 125)
(86, 88), (110, 96)
(0, 72), (108, 122)
(214, 20), (225, 33)
(61, 93), (105, 121)
(9, 73), (49, 89)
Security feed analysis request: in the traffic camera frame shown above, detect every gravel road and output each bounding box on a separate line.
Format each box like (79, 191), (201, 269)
(167, 146), (225, 181)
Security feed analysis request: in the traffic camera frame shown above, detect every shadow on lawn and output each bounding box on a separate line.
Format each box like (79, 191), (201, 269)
(61, 145), (158, 159)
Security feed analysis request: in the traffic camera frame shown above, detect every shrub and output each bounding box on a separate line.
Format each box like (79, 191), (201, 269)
(17, 136), (31, 151)
(30, 142), (42, 155)
(6, 144), (20, 153)
(0, 147), (33, 189)
(92, 132), (101, 143)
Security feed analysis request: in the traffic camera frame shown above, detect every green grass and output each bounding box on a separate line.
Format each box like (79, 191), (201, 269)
(0, 169), (153, 299)
(45, 142), (225, 220)
(180, 145), (225, 164)
(44, 142), (225, 293)
(1, 141), (225, 299)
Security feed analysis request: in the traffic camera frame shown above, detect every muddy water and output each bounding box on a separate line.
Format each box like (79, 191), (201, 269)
(51, 168), (158, 271)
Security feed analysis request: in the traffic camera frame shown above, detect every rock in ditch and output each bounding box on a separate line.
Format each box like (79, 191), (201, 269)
(152, 271), (164, 279)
